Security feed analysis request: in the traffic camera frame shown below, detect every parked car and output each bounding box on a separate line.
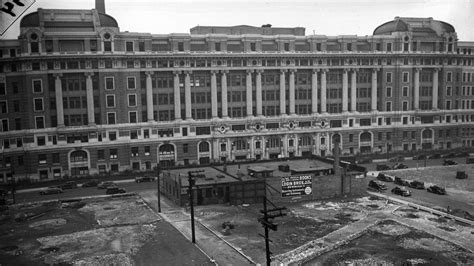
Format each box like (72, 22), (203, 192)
(388, 156), (404, 162)
(443, 159), (457, 166)
(97, 181), (116, 189)
(376, 164), (391, 171)
(392, 163), (408, 169)
(427, 185), (446, 195)
(368, 180), (387, 191)
(39, 187), (63, 195)
(135, 176), (155, 183)
(409, 180), (425, 189)
(81, 179), (99, 187)
(394, 176), (410, 186)
(391, 186), (411, 197)
(456, 171), (468, 179)
(427, 153), (441, 159)
(278, 164), (290, 172)
(442, 153), (456, 158)
(377, 173), (394, 182)
(106, 187), (126, 195)
(59, 181), (77, 189)
(357, 158), (372, 164)
(412, 154), (427, 160)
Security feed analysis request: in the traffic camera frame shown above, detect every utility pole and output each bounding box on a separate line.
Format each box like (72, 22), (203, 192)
(188, 170), (204, 243)
(157, 165), (161, 213)
(258, 194), (286, 265)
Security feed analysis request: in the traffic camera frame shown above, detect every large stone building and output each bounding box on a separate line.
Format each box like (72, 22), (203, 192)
(0, 2), (473, 182)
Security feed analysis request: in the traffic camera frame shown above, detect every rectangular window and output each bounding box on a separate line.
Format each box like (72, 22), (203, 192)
(106, 95), (115, 108)
(35, 116), (45, 129)
(138, 41), (145, 52)
(386, 87), (392, 98)
(128, 94), (137, 107)
(402, 101), (408, 111)
(386, 43), (392, 52)
(131, 147), (139, 157)
(1, 119), (9, 132)
(98, 150), (105, 160)
(38, 154), (47, 164)
(105, 77), (114, 90)
(32, 79), (42, 93)
(34, 98), (44, 112)
(107, 112), (116, 124)
(446, 86), (452, 96)
(284, 43), (290, 51)
(447, 72), (452, 82)
(110, 149), (118, 159)
(178, 42), (184, 51)
(402, 86), (409, 97)
(0, 101), (7, 114)
(183, 143), (188, 153)
(386, 72), (392, 83)
(402, 72), (409, 83)
(386, 101), (392, 111)
(250, 42), (256, 51)
(0, 82), (5, 95)
(127, 77), (136, 89)
(129, 111), (137, 123)
(109, 131), (117, 141)
(126, 41), (134, 52)
(215, 42), (221, 51)
(144, 146), (150, 156)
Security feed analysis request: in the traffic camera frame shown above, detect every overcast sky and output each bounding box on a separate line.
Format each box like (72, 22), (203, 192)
(1, 0), (473, 41)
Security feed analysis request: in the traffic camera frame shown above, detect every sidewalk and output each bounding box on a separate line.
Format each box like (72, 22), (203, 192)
(16, 179), (136, 194)
(139, 190), (255, 266)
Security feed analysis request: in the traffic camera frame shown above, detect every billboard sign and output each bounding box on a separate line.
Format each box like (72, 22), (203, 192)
(281, 175), (312, 197)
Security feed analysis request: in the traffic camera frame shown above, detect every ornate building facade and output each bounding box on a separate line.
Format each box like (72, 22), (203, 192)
(0, 3), (473, 182)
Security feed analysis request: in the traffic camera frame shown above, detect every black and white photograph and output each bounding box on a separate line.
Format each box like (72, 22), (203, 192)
(0, 0), (473, 264)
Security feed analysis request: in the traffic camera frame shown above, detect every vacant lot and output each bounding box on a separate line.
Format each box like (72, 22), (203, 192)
(305, 219), (474, 265)
(0, 195), (211, 265)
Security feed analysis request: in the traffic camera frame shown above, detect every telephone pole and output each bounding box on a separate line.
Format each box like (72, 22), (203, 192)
(188, 170), (204, 243)
(258, 193), (286, 265)
(156, 165), (161, 213)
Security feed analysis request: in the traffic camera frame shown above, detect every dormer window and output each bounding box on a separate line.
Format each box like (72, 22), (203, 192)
(30, 33), (39, 53)
(284, 43), (290, 51)
(103, 32), (112, 52)
(178, 42), (184, 51)
(215, 42), (221, 51)
(126, 41), (134, 52)
(250, 42), (256, 52)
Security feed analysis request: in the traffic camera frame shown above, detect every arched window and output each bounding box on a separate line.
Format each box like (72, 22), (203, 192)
(360, 132), (372, 142)
(199, 142), (210, 152)
(422, 129), (433, 139)
(71, 150), (88, 162)
(159, 144), (174, 153)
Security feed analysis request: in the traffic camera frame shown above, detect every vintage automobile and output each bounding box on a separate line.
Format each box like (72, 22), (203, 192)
(392, 163), (408, 169)
(394, 176), (410, 186)
(106, 187), (126, 195)
(97, 181), (116, 189)
(368, 180), (387, 191)
(135, 176), (156, 183)
(443, 159), (457, 166)
(59, 181), (77, 189)
(377, 173), (394, 182)
(456, 171), (468, 179)
(39, 187), (63, 195)
(409, 180), (425, 189)
(391, 186), (411, 197)
(376, 164), (391, 171)
(427, 185), (446, 195)
(81, 179), (99, 187)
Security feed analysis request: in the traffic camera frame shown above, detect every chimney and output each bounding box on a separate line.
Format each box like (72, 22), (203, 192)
(96, 0), (106, 14)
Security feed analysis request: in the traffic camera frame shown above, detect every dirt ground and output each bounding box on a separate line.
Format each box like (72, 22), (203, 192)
(306, 220), (474, 265)
(195, 196), (389, 264)
(0, 195), (211, 265)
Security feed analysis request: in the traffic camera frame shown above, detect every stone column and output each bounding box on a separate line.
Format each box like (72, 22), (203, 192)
(85, 72), (95, 125)
(311, 69), (319, 114)
(351, 69), (358, 112)
(280, 69), (287, 115)
(54, 73), (64, 127)
(221, 70), (229, 118)
(173, 71), (181, 120)
(256, 69), (263, 117)
(321, 69), (327, 113)
(371, 69), (378, 111)
(342, 69), (349, 112)
(432, 68), (439, 110)
(414, 67), (420, 110)
(289, 69), (296, 115)
(146, 71), (154, 121)
(185, 71), (192, 120)
(211, 70), (218, 118)
(246, 70), (253, 117)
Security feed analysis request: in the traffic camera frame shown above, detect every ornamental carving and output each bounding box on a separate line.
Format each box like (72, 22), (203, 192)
(214, 124), (230, 134)
(313, 118), (329, 128)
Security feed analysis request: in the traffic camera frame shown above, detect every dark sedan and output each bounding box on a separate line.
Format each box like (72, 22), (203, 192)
(39, 187), (63, 195)
(391, 186), (411, 197)
(427, 185), (446, 195)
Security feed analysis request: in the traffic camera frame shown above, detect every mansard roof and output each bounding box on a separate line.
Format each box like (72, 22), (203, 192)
(373, 17), (455, 36)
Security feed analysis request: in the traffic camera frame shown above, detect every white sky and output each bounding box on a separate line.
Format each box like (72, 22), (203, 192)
(1, 0), (473, 41)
